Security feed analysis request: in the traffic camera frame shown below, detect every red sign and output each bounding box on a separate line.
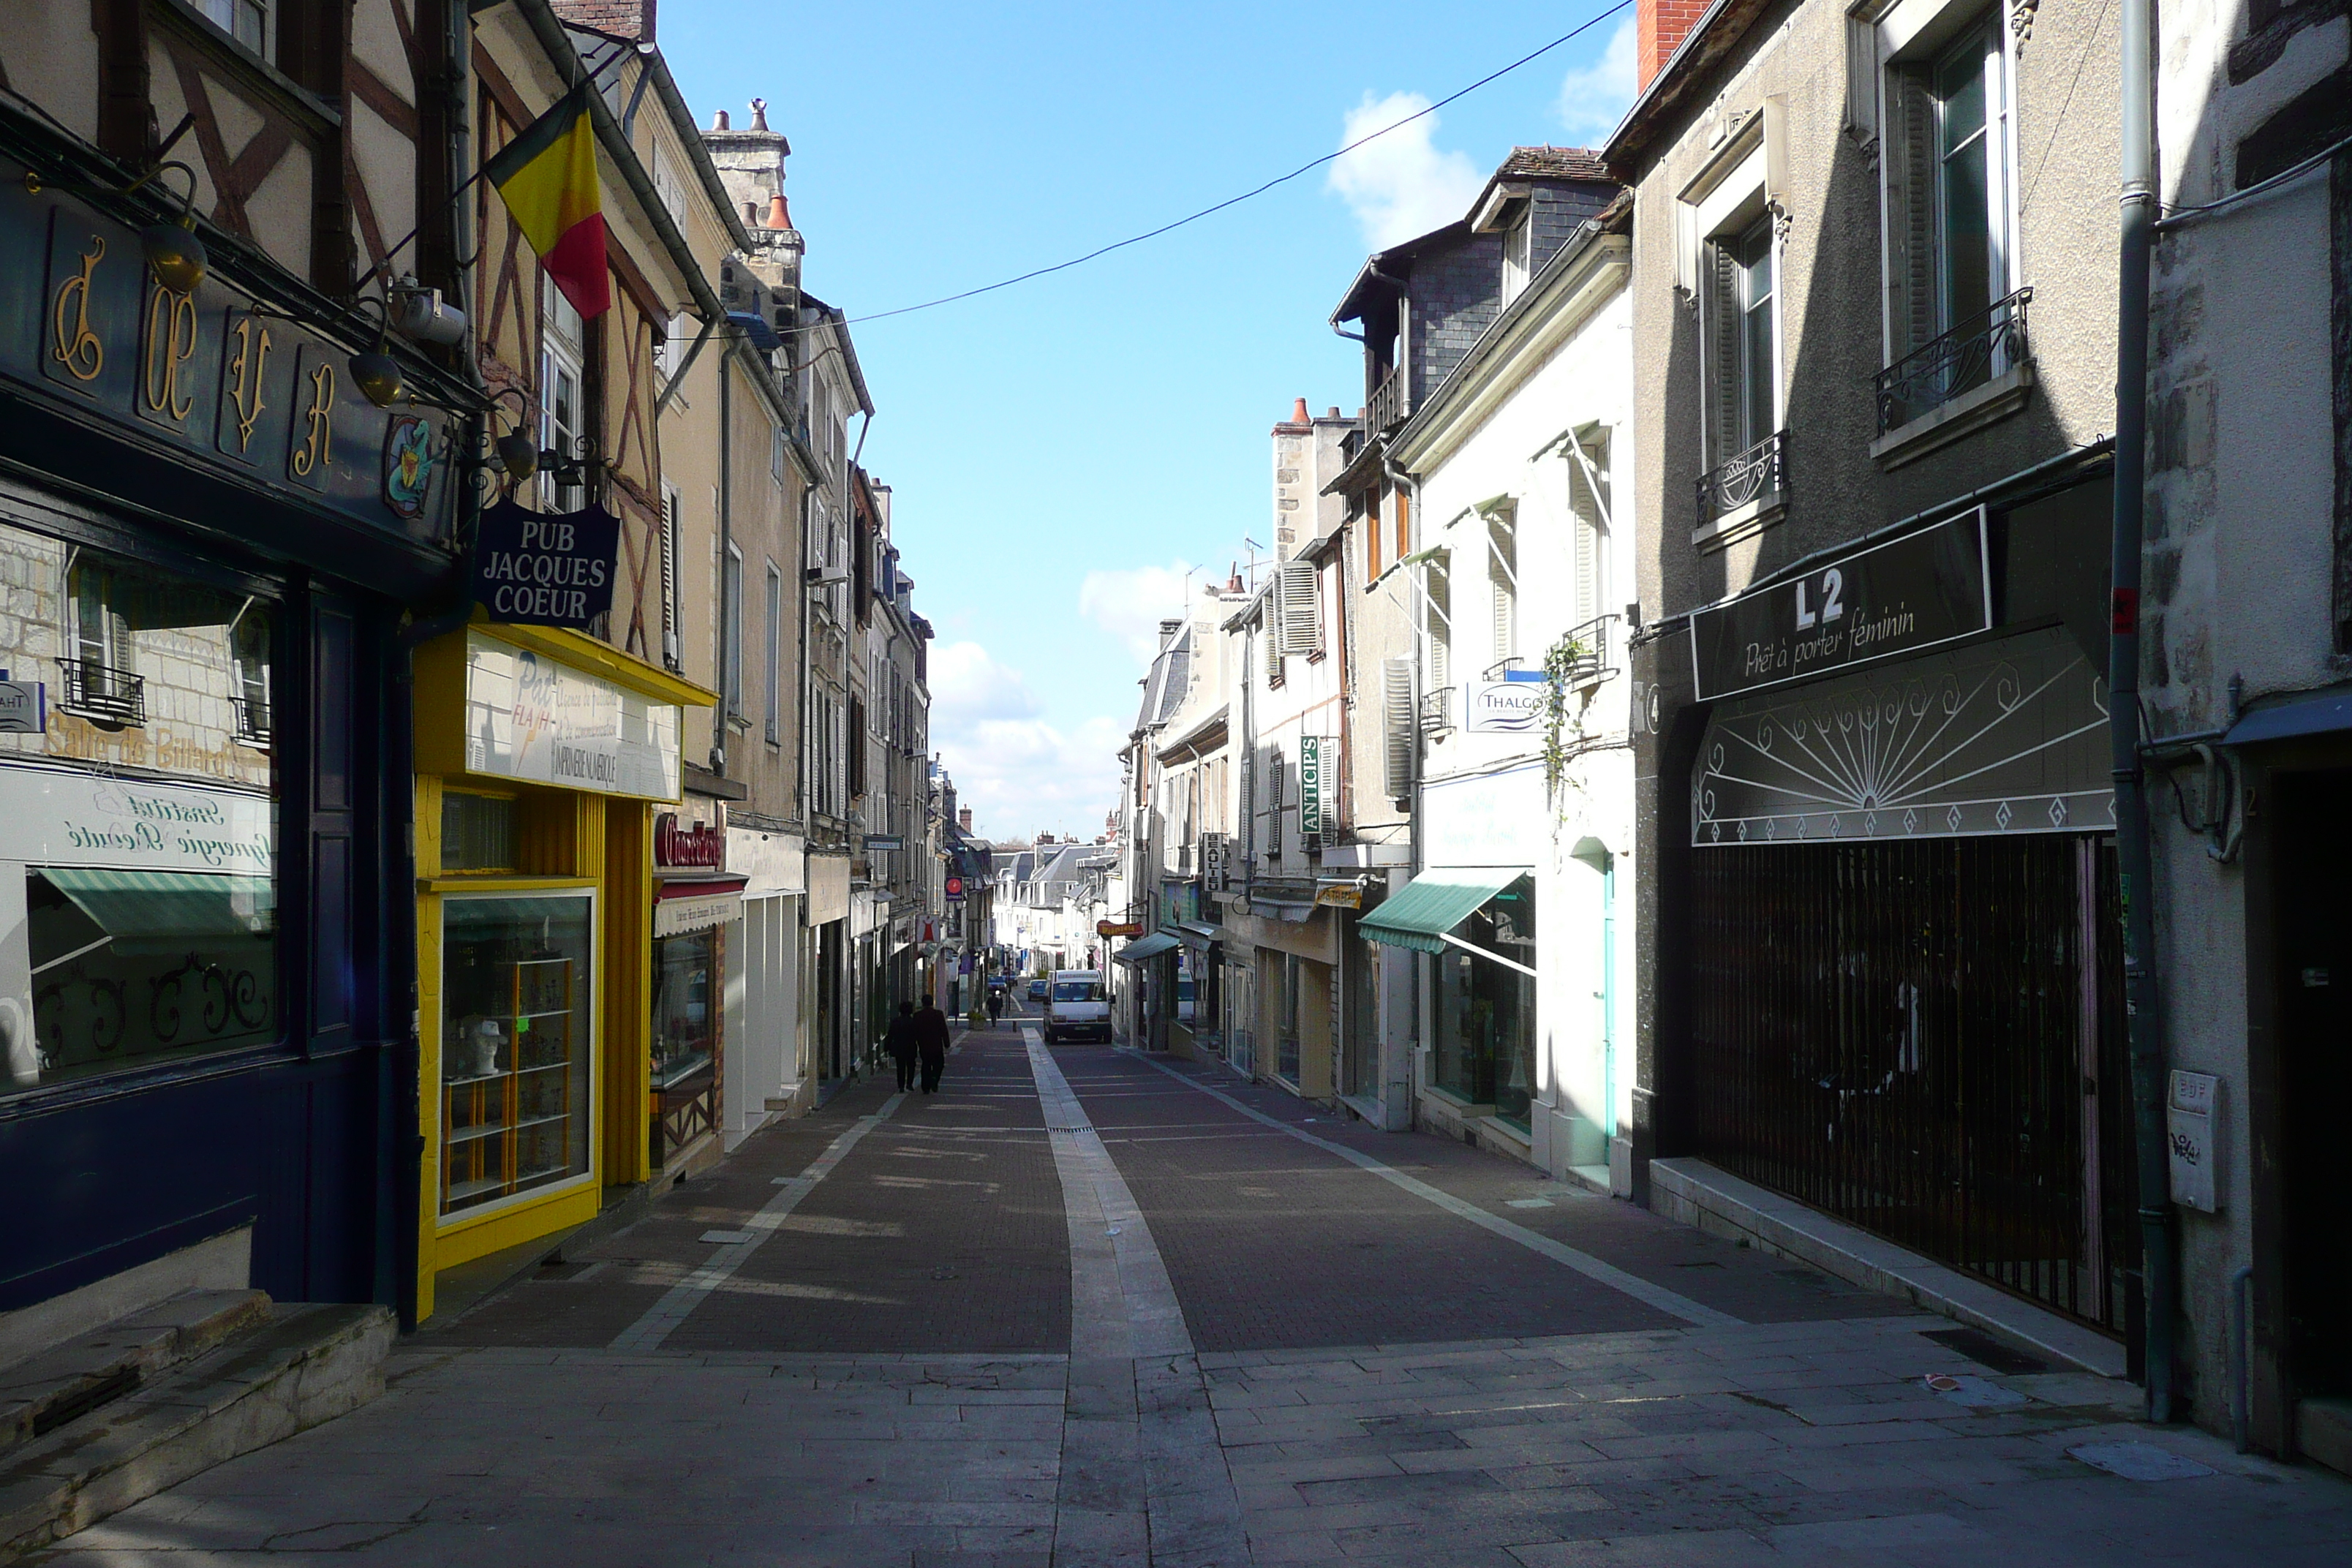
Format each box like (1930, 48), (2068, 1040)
(1097, 921), (1142, 937)
(944, 875), (965, 900)
(655, 812), (725, 871)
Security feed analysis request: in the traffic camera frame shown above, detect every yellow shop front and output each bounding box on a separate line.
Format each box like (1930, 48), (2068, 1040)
(410, 621), (715, 1322)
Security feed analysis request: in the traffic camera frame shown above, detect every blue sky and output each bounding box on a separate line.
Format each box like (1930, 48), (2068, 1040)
(655, 1), (1637, 843)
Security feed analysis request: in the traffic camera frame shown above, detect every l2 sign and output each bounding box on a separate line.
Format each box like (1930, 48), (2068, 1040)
(1688, 510), (1991, 702)
(472, 499), (621, 630)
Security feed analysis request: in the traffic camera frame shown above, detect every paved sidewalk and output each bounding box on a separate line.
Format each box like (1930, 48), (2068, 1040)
(26, 1029), (2352, 1567)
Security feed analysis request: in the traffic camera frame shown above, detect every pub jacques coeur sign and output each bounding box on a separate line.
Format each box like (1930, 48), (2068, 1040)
(1688, 510), (1993, 702)
(0, 178), (450, 539)
(471, 499), (620, 630)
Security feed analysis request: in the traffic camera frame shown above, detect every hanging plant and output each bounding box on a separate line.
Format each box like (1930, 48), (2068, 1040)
(1540, 630), (1591, 802)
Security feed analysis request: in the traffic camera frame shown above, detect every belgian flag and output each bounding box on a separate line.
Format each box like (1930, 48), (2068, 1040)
(485, 82), (611, 317)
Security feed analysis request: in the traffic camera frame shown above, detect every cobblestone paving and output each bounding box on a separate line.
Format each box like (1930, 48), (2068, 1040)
(29, 1030), (2352, 1567)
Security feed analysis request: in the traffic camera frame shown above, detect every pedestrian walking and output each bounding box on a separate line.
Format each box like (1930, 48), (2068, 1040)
(884, 1001), (920, 1093)
(986, 987), (1004, 1028)
(913, 998), (951, 1093)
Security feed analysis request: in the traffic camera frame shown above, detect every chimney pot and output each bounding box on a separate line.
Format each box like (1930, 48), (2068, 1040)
(712, 109), (729, 131)
(750, 97), (769, 132)
(1327, 406), (1341, 418)
(1291, 396), (1311, 423)
(767, 192), (792, 230)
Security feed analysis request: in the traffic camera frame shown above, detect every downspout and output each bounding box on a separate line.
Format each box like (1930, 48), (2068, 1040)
(2111, 0), (2175, 1423)
(715, 337), (733, 774)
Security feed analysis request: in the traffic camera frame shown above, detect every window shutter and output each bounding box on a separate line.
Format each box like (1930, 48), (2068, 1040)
(1423, 555), (1451, 692)
(1888, 65), (1939, 359)
(660, 491), (682, 668)
(1707, 243), (1743, 466)
(848, 695), (865, 796)
(1486, 509), (1516, 663)
(1277, 559), (1321, 656)
(1382, 657), (1415, 798)
(1267, 752), (1286, 859)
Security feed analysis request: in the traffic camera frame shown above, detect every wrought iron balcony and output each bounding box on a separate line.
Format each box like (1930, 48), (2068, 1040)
(1556, 614), (1621, 688)
(1368, 363), (1407, 433)
(1695, 430), (1787, 523)
(1875, 286), (2032, 434)
(56, 660), (144, 730)
(233, 693), (272, 747)
(1418, 685), (1452, 734)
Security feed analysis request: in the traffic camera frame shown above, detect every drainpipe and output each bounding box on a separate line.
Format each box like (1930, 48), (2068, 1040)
(2110, 0), (2175, 1424)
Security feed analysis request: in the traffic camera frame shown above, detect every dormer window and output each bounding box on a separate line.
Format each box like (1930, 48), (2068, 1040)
(1501, 208), (1532, 304)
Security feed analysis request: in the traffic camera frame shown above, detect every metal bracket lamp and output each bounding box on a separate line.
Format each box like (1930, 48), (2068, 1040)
(21, 159), (207, 293)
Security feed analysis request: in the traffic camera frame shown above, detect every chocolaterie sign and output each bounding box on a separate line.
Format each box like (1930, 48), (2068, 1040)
(1688, 510), (1992, 701)
(0, 169), (451, 540)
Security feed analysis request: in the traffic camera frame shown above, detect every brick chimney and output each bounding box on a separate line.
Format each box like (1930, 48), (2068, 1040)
(548, 1), (655, 41)
(959, 807), (973, 832)
(1638, 0), (1706, 90)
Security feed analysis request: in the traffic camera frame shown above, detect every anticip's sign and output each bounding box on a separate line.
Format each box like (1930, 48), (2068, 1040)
(1298, 736), (1323, 838)
(1688, 510), (1992, 701)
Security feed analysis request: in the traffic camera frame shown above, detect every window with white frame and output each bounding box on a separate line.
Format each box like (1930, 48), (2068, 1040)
(1704, 214), (1779, 470)
(540, 281), (586, 511)
(1501, 208), (1533, 304)
(1564, 429), (1610, 630)
(764, 563), (783, 745)
(195, 0), (270, 58)
(721, 544), (744, 720)
(1879, 8), (2019, 422)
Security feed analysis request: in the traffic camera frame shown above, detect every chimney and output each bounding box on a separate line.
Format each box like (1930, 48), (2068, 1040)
(959, 807), (973, 832)
(1638, 0), (1706, 91)
(1157, 617), (1183, 649)
(750, 97), (769, 132)
(766, 193), (793, 230)
(711, 109), (729, 131)
(1291, 397), (1310, 423)
(1226, 564), (1244, 593)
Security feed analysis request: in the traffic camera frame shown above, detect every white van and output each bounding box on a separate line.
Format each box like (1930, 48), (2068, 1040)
(1042, 969), (1110, 1044)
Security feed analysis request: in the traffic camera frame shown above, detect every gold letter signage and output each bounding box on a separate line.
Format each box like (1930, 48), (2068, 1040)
(142, 282), (198, 423)
(290, 352), (334, 485)
(220, 310), (272, 457)
(48, 235), (106, 383)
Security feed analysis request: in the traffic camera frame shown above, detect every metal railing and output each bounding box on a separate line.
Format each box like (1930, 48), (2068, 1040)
(1875, 286), (2033, 434)
(1418, 685), (1452, 734)
(56, 660), (144, 729)
(1557, 614), (1620, 687)
(1695, 430), (1787, 523)
(1368, 363), (1406, 433)
(232, 694), (272, 747)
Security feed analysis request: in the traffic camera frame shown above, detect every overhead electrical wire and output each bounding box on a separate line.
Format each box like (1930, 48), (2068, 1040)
(837, 1), (1634, 327)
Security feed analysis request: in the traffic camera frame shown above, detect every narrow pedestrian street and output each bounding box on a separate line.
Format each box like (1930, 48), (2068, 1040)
(35, 1011), (2348, 1568)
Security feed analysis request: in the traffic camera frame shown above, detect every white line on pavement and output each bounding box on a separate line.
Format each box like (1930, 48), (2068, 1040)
(1124, 1049), (1743, 1330)
(607, 1091), (907, 1352)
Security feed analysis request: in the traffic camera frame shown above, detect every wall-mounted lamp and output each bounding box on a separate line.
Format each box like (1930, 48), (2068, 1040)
(24, 160), (208, 293)
(486, 386), (537, 480)
(347, 295), (404, 407)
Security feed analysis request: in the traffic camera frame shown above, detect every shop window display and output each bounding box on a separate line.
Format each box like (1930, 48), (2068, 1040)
(1433, 877), (1537, 1127)
(0, 526), (279, 1094)
(440, 892), (593, 1215)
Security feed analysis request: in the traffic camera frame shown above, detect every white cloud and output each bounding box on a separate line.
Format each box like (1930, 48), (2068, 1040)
(930, 640), (1123, 843)
(1327, 91), (1485, 250)
(1077, 559), (1196, 667)
(1556, 18), (1637, 142)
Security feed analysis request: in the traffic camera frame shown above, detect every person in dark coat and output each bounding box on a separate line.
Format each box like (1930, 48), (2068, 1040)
(987, 987), (1005, 1027)
(913, 998), (952, 1093)
(883, 1001), (921, 1092)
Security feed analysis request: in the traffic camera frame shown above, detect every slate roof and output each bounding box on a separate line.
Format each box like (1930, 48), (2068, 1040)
(1495, 146), (1610, 181)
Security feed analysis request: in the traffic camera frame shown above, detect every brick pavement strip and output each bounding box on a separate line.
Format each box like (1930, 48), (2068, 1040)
(26, 1030), (2352, 1566)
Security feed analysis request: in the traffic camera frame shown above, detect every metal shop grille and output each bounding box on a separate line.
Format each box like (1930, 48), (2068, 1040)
(1690, 836), (2136, 1331)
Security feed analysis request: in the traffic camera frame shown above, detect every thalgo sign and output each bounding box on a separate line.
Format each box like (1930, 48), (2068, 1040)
(472, 499), (621, 630)
(655, 812), (725, 872)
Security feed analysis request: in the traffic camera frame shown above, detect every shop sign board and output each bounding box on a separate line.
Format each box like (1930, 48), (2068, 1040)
(1689, 510), (1991, 701)
(1421, 761), (1545, 870)
(463, 631), (681, 801)
(1466, 682), (1543, 731)
(655, 812), (725, 872)
(471, 500), (620, 630)
(728, 827), (804, 895)
(864, 834), (904, 851)
(1314, 883), (1363, 909)
(944, 875), (965, 900)
(1202, 832), (1229, 892)
(1299, 737), (1323, 837)
(0, 675), (45, 734)
(0, 185), (450, 541)
(1097, 920), (1142, 937)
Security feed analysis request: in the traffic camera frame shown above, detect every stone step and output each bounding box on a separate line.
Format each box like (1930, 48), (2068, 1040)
(0, 1289), (271, 1460)
(0, 1300), (393, 1561)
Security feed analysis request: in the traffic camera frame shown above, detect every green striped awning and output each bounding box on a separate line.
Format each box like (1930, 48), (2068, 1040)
(1357, 873), (1518, 954)
(39, 867), (275, 939)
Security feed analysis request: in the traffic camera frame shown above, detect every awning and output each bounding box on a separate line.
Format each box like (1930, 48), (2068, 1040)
(1357, 872), (1519, 954)
(39, 867), (274, 939)
(655, 876), (742, 938)
(1175, 921), (1222, 946)
(1113, 931), (1180, 963)
(2224, 690), (2352, 748)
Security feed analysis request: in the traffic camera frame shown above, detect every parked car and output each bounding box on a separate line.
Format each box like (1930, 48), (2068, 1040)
(1028, 978), (1048, 1003)
(1042, 970), (1110, 1044)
